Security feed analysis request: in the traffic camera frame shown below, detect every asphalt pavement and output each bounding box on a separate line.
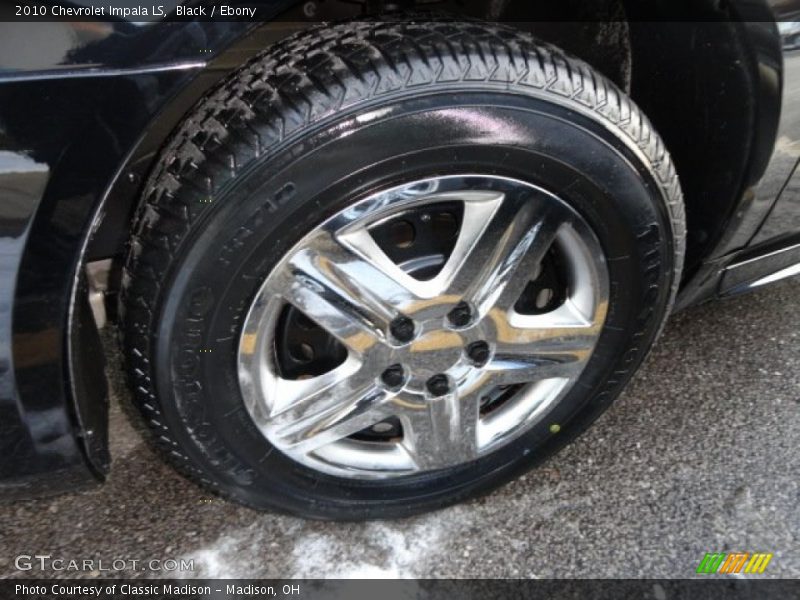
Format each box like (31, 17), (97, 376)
(1, 278), (798, 579)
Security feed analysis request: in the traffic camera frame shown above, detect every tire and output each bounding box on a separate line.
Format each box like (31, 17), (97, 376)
(121, 20), (685, 520)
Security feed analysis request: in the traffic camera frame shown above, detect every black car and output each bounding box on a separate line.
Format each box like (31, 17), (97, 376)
(1, 1), (799, 520)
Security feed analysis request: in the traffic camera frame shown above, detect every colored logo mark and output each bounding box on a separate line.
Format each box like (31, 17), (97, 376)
(696, 552), (773, 574)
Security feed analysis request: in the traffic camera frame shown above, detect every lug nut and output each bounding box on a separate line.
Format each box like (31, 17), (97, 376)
(466, 341), (490, 367)
(389, 316), (415, 343)
(381, 364), (405, 389)
(447, 301), (472, 328)
(426, 374), (451, 397)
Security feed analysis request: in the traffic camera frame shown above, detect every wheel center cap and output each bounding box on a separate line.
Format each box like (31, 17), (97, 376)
(406, 329), (464, 378)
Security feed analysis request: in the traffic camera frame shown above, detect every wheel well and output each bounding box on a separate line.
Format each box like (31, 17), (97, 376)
(624, 19), (758, 275)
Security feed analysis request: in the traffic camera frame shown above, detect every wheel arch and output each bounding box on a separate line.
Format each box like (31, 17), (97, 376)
(623, 6), (782, 278)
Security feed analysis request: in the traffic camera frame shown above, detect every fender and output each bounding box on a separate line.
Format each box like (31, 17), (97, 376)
(0, 8), (298, 493)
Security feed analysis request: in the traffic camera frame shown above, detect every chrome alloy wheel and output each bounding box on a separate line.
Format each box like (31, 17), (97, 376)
(238, 175), (609, 479)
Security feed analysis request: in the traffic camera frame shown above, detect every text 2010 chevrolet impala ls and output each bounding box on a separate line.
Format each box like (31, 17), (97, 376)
(1, 0), (799, 519)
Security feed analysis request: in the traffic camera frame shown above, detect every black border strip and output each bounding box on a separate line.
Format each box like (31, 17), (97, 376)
(0, 0), (796, 22)
(5, 579), (800, 600)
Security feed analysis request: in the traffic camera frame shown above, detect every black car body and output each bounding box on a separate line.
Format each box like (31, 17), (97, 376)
(1, 0), (799, 500)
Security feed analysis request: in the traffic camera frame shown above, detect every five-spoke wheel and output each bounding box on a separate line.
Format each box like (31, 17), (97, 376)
(238, 176), (608, 478)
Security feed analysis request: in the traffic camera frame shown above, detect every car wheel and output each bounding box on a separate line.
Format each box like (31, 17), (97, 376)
(121, 21), (685, 519)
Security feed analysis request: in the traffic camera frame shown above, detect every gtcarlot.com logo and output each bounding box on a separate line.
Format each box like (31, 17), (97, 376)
(14, 554), (194, 573)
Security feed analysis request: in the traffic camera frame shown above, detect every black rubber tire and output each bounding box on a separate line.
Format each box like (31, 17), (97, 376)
(120, 20), (685, 520)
